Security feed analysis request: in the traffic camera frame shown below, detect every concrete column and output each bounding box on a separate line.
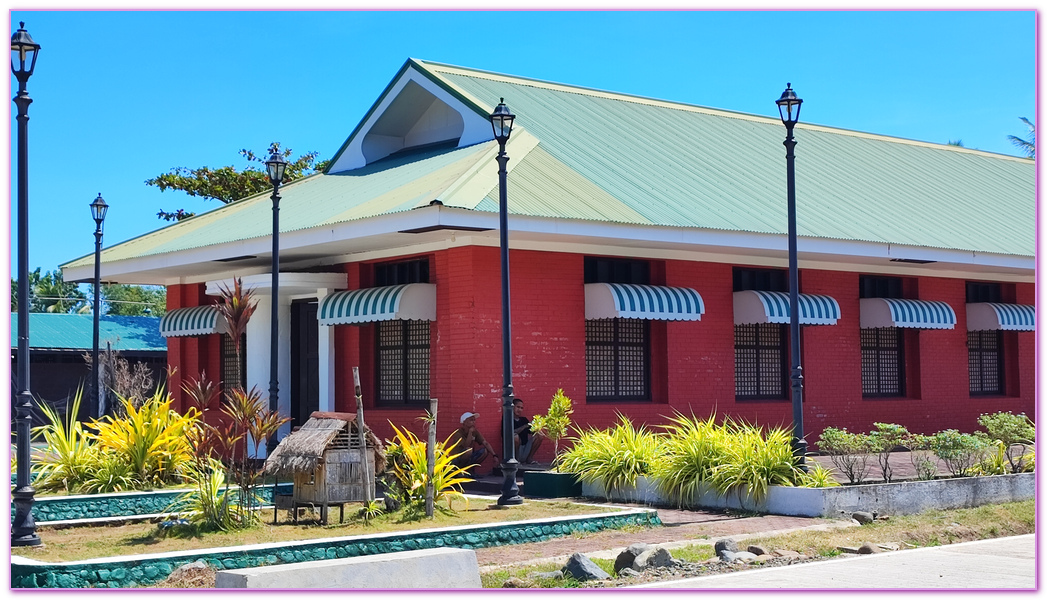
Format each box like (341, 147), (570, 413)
(317, 288), (335, 412)
(245, 292), (293, 456)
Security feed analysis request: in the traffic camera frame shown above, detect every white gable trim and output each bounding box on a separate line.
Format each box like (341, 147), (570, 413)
(329, 65), (493, 172)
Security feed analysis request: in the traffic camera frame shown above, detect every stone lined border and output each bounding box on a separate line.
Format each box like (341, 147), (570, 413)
(12, 483), (294, 524)
(12, 508), (661, 588)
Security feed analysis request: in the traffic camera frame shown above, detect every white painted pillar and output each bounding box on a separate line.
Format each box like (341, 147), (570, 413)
(244, 292), (293, 456)
(317, 288), (336, 413)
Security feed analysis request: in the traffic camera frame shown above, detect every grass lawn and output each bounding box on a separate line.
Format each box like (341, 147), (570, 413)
(12, 499), (624, 563)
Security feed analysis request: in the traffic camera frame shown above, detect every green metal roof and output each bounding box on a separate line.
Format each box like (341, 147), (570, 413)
(427, 61), (1033, 256)
(10, 314), (165, 352)
(64, 59), (1034, 270)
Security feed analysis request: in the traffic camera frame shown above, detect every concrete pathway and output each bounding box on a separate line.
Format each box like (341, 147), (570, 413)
(634, 534), (1036, 589)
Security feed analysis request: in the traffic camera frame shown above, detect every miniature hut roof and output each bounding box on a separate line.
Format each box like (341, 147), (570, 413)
(263, 411), (384, 477)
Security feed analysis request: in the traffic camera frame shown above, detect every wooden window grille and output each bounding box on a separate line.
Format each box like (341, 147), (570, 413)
(861, 327), (905, 396)
(734, 323), (787, 399)
(968, 330), (1004, 395)
(221, 333), (246, 390)
(586, 318), (650, 401)
(376, 319), (430, 406)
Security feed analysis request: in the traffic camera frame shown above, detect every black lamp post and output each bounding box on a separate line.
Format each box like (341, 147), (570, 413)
(776, 83), (807, 470)
(265, 150), (287, 454)
(90, 193), (108, 420)
(490, 98), (522, 506)
(11, 21), (41, 547)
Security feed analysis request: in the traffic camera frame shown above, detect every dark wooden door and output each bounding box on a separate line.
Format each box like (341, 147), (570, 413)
(290, 300), (320, 428)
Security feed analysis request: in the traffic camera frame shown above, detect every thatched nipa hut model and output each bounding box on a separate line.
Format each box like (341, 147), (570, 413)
(264, 411), (386, 523)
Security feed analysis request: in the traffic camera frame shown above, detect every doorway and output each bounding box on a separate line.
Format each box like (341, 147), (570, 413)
(290, 300), (320, 428)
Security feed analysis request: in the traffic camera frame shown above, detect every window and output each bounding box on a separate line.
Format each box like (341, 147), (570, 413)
(221, 333), (246, 390)
(859, 275), (905, 397)
(376, 320), (430, 405)
(861, 327), (904, 396)
(967, 282), (1004, 395)
(585, 257), (650, 401)
(734, 267), (788, 399)
(374, 259), (430, 407)
(968, 330), (1003, 395)
(734, 323), (787, 398)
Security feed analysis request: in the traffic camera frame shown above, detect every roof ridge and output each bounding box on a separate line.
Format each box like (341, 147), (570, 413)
(417, 59), (1032, 163)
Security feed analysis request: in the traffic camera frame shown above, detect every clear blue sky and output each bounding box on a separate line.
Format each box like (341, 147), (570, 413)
(5, 9), (1037, 283)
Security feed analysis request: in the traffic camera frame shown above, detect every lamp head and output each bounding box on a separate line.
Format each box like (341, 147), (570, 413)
(776, 83), (802, 127)
(265, 150), (288, 186)
(10, 22), (39, 81)
(90, 193), (108, 227)
(489, 98), (515, 144)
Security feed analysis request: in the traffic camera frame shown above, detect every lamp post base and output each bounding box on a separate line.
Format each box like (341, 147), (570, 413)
(497, 460), (523, 506)
(11, 486), (41, 546)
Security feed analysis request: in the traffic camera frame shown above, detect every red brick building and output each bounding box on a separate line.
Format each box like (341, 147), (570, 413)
(63, 60), (1035, 461)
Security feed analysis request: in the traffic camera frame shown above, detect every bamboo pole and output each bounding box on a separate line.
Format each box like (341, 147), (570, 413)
(352, 367), (373, 502)
(425, 397), (437, 517)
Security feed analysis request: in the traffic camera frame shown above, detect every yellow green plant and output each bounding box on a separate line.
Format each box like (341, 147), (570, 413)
(87, 388), (199, 487)
(708, 421), (804, 504)
(385, 422), (470, 514)
(651, 413), (732, 506)
(799, 464), (840, 488)
(31, 388), (98, 492)
(558, 415), (664, 497)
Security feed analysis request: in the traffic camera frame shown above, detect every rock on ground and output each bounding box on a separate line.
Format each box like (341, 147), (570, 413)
(614, 542), (652, 574)
(563, 553), (611, 581)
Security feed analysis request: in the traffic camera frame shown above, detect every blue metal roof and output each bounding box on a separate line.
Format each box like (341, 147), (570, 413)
(9, 314), (165, 352)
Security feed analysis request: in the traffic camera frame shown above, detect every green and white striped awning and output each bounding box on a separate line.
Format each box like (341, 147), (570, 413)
(967, 303), (1035, 331)
(318, 283), (437, 326)
(584, 283), (705, 321)
(860, 298), (957, 330)
(160, 305), (227, 337)
(733, 290), (842, 326)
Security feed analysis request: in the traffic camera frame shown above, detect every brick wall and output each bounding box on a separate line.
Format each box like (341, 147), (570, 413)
(163, 251), (1035, 461)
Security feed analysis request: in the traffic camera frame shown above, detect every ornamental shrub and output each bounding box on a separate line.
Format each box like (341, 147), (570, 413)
(651, 413), (732, 506)
(977, 412), (1035, 473)
(869, 423), (909, 482)
(815, 427), (874, 484)
(931, 429), (992, 477)
(530, 389), (574, 465)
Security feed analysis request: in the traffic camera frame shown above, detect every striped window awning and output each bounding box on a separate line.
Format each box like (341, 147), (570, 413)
(160, 305), (228, 337)
(860, 298), (956, 330)
(733, 291), (842, 326)
(318, 283), (436, 326)
(967, 303), (1035, 331)
(584, 283), (705, 321)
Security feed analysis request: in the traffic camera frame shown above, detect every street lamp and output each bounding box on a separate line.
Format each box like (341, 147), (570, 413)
(490, 98), (523, 506)
(265, 150), (287, 454)
(90, 193), (108, 419)
(776, 83), (807, 470)
(11, 20), (42, 547)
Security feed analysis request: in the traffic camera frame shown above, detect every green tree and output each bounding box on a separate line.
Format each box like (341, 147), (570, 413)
(146, 142), (330, 221)
(94, 284), (167, 316)
(1007, 117), (1035, 158)
(10, 268), (86, 313)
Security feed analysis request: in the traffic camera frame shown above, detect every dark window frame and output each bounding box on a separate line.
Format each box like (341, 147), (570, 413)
(861, 327), (905, 397)
(584, 256), (652, 402)
(968, 329), (1005, 396)
(586, 318), (651, 402)
(221, 333), (247, 391)
(372, 257), (432, 408)
(375, 319), (431, 407)
(734, 322), (788, 400)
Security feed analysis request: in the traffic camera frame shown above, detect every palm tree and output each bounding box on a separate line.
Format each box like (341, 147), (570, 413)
(1007, 117), (1035, 158)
